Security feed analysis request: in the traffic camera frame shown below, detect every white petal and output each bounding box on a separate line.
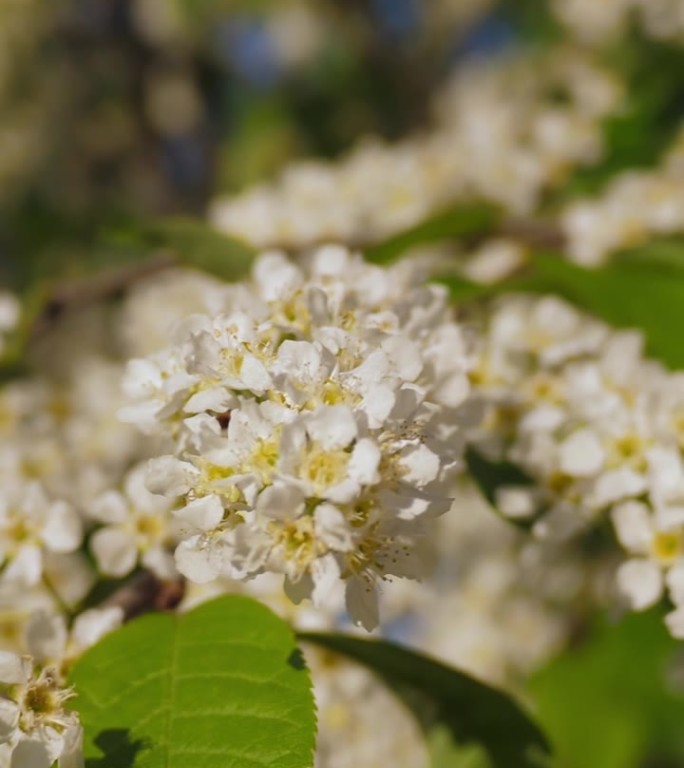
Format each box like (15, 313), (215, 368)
(311, 554), (341, 608)
(559, 429), (605, 477)
(71, 608), (124, 652)
(593, 468), (647, 507)
(58, 724), (84, 768)
(253, 252), (302, 301)
(314, 504), (354, 552)
(0, 651), (30, 685)
(240, 356), (272, 393)
(283, 573), (313, 605)
(348, 439), (381, 486)
(256, 484), (305, 521)
(666, 561), (684, 605)
(611, 501), (653, 554)
(11, 737), (54, 768)
(25, 611), (67, 663)
(0, 698), (19, 742)
(307, 406), (356, 450)
(145, 456), (198, 497)
(124, 464), (173, 515)
(91, 528), (138, 578)
(184, 387), (233, 415)
(345, 576), (379, 631)
(41, 503), (82, 553)
(495, 486), (539, 519)
(361, 384), (396, 428)
(89, 491), (128, 525)
(616, 558), (662, 610)
(121, 358), (162, 398)
(142, 547), (178, 580)
(647, 446), (684, 497)
(665, 606), (684, 639)
(174, 537), (220, 584)
(274, 341), (321, 381)
(381, 336), (422, 381)
(399, 443), (441, 486)
(4, 546), (42, 587)
(174, 496), (224, 533)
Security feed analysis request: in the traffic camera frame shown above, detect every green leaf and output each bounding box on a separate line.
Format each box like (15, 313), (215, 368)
(301, 632), (551, 768)
(616, 236), (684, 271)
(560, 35), (684, 199)
(518, 252), (684, 369)
(70, 595), (316, 768)
(0, 283), (51, 382)
(130, 218), (257, 282)
(365, 202), (500, 264)
(465, 447), (540, 530)
(433, 274), (497, 304)
(528, 609), (684, 768)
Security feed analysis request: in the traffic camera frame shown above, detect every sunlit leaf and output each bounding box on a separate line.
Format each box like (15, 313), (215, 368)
(70, 595), (316, 768)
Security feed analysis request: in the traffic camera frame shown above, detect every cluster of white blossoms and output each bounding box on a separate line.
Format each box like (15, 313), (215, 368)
(562, 126), (684, 266)
(552, 0), (684, 43)
(120, 248), (471, 629)
(468, 293), (684, 636)
(210, 47), (622, 249)
(0, 603), (124, 767)
(0, 651), (81, 768)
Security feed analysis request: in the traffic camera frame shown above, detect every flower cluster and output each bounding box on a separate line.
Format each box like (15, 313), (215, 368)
(468, 294), (684, 635)
(562, 127), (684, 266)
(552, 0), (684, 43)
(0, 651), (82, 768)
(121, 248), (471, 628)
(210, 48), (621, 250)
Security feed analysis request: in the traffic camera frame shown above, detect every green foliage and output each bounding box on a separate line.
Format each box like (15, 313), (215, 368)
(517, 251), (684, 369)
(561, 35), (684, 199)
(528, 609), (684, 768)
(301, 632), (551, 768)
(465, 447), (540, 530)
(438, 248), (684, 370)
(70, 595), (316, 768)
(365, 203), (500, 264)
(130, 218), (257, 282)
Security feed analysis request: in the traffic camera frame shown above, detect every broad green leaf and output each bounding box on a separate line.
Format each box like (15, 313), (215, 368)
(70, 595), (316, 768)
(438, 249), (684, 369)
(301, 632), (551, 768)
(365, 202), (500, 264)
(616, 236), (684, 271)
(528, 609), (684, 768)
(518, 252), (684, 369)
(131, 218), (256, 282)
(433, 274), (497, 304)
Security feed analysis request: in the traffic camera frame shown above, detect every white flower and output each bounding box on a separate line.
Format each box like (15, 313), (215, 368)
(611, 499), (684, 611)
(122, 249), (470, 628)
(88, 464), (176, 579)
(0, 652), (82, 768)
(0, 484), (81, 588)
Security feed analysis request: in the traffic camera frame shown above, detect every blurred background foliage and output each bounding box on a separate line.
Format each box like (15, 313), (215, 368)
(3, 2), (684, 766)
(7, 0), (684, 287)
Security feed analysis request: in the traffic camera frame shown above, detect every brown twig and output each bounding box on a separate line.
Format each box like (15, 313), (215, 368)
(100, 570), (185, 623)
